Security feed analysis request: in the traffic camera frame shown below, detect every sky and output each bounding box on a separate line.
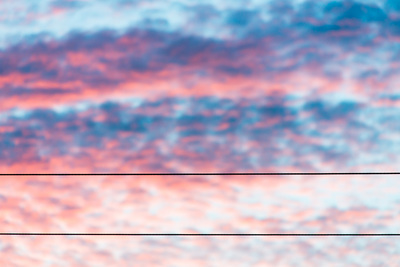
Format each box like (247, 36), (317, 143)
(1, 0), (400, 266)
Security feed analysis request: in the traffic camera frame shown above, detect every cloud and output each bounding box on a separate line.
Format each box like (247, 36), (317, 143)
(1, 173), (400, 265)
(2, 0), (400, 114)
(2, 1), (400, 265)
(384, 0), (400, 12)
(327, 1), (387, 23)
(226, 10), (259, 26)
(0, 20), (397, 111)
(0, 97), (398, 173)
(302, 100), (360, 121)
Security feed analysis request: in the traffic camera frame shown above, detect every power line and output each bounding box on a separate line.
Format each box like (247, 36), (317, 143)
(1, 233), (399, 236)
(3, 172), (398, 237)
(0, 172), (399, 176)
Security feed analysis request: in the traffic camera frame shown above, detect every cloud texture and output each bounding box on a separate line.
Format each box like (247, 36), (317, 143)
(1, 0), (400, 266)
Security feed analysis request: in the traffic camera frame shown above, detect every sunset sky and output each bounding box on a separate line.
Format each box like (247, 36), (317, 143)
(1, 0), (400, 266)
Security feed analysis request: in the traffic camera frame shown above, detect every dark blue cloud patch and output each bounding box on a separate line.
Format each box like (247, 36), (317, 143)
(58, 30), (118, 53)
(385, 19), (400, 36)
(335, 2), (387, 23)
(1, 87), (77, 97)
(384, 0), (400, 12)
(159, 35), (226, 65)
(303, 100), (360, 121)
(17, 61), (47, 74)
(323, 1), (387, 23)
(118, 56), (150, 72)
(309, 24), (342, 34)
(259, 104), (295, 118)
(226, 10), (258, 26)
(214, 65), (253, 76)
(0, 57), (13, 75)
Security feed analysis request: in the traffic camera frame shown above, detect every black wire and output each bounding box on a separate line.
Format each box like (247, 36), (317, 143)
(0, 172), (399, 176)
(1, 233), (399, 236)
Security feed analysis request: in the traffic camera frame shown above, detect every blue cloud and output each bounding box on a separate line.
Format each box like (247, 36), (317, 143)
(226, 10), (258, 26)
(335, 2), (387, 23)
